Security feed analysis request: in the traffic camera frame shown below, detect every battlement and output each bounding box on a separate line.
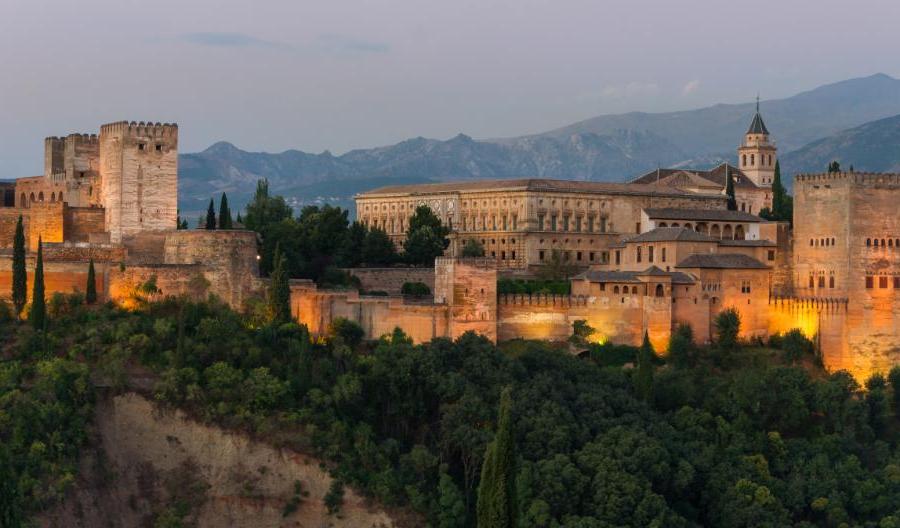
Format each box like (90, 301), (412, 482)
(768, 294), (848, 314)
(795, 172), (900, 186)
(100, 121), (178, 138)
(498, 293), (589, 307)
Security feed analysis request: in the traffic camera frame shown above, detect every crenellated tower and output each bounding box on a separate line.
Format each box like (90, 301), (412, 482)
(99, 121), (178, 243)
(737, 98), (777, 187)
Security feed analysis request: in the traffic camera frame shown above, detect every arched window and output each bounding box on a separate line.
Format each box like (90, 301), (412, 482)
(742, 154), (747, 166)
(867, 238), (872, 247)
(30, 192), (35, 203)
(829, 277), (835, 288)
(750, 154), (755, 166)
(890, 240), (894, 247)
(735, 225), (745, 240)
(882, 239), (887, 247)
(831, 237), (835, 246)
(38, 192), (43, 202)
(20, 193), (26, 207)
(875, 239), (880, 247)
(723, 225), (733, 239)
(655, 284), (664, 297)
(58, 192), (63, 203)
(631, 286), (638, 294)
(711, 224), (721, 238)
(741, 203), (746, 212)
(810, 239), (815, 246)
(50, 192), (55, 202)
(671, 222), (680, 228)
(613, 285), (619, 294)
(658, 222), (667, 228)
(684, 223), (692, 230)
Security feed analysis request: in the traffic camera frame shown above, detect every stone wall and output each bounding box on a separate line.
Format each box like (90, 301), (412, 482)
(163, 230), (260, 308)
(435, 257), (497, 341)
(107, 263), (207, 305)
(63, 207), (106, 243)
(344, 267), (435, 295)
(0, 254), (108, 302)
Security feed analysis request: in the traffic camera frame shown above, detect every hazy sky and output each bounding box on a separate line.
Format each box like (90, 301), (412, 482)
(2, 0), (899, 177)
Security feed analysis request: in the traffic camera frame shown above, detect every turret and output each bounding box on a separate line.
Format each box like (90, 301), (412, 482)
(737, 97), (776, 187)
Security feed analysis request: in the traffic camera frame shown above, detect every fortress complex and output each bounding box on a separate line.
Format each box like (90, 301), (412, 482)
(1, 114), (898, 382)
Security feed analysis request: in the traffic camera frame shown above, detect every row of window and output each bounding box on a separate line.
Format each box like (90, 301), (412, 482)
(462, 215), (518, 231)
(535, 214), (608, 233)
(636, 246), (667, 264)
(137, 143), (163, 152)
(19, 191), (64, 207)
(865, 238), (900, 248)
(865, 276), (900, 289)
(537, 250), (610, 263)
(741, 153), (774, 167)
(808, 276), (837, 289)
(810, 237), (837, 247)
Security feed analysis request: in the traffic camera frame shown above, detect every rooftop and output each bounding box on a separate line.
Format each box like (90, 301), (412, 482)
(676, 253), (769, 269)
(357, 178), (725, 199)
(576, 267), (695, 284)
(644, 207), (763, 223)
(629, 163), (763, 190)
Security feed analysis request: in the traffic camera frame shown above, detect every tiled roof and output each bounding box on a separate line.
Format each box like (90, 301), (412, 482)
(644, 207), (763, 223)
(357, 178), (723, 198)
(718, 239), (777, 247)
(630, 163), (762, 190)
(628, 227), (718, 243)
(575, 268), (696, 284)
(747, 112), (770, 135)
(676, 253), (769, 269)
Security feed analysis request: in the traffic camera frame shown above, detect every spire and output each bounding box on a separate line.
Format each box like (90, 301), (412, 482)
(747, 95), (769, 135)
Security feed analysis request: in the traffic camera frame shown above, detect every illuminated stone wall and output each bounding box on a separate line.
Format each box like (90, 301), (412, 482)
(434, 257), (497, 341)
(343, 267), (435, 295)
(0, 254), (108, 303)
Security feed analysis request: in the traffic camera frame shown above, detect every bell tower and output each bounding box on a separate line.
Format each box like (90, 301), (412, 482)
(737, 97), (776, 187)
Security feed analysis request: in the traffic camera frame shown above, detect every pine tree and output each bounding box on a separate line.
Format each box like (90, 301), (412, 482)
(11, 215), (26, 315)
(725, 167), (737, 211)
(85, 259), (97, 304)
(268, 243), (292, 324)
(29, 238), (46, 331)
(634, 331), (655, 402)
(476, 386), (517, 528)
(218, 193), (233, 229)
(205, 198), (217, 230)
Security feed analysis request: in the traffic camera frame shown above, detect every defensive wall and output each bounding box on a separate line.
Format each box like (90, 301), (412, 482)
(343, 267), (435, 295)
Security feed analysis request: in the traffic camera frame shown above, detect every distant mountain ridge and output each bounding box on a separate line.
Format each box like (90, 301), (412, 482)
(178, 73), (900, 216)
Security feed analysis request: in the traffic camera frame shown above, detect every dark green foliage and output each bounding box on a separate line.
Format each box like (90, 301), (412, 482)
(569, 319), (595, 347)
(0, 446), (23, 528)
(715, 307), (741, 351)
(205, 198), (217, 230)
(324, 479), (344, 514)
(328, 317), (364, 348)
(828, 160), (842, 173)
(866, 374), (889, 435)
(12, 215), (26, 314)
(218, 193), (233, 229)
(476, 387), (517, 528)
(361, 227), (397, 266)
(634, 332), (655, 401)
(401, 281), (431, 296)
(461, 239), (485, 257)
(497, 279), (570, 295)
(438, 468), (466, 528)
(668, 323), (695, 368)
(86, 259), (97, 304)
(725, 167), (737, 211)
(535, 249), (578, 281)
(771, 160), (793, 222)
(587, 341), (639, 367)
(889, 366), (900, 420)
(29, 239), (46, 331)
(780, 328), (814, 363)
(403, 205), (450, 266)
(268, 244), (291, 324)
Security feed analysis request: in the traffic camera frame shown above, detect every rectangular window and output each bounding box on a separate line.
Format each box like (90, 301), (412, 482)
(880, 276), (888, 288)
(589, 251), (595, 261)
(588, 216), (594, 232)
(662, 247), (667, 262)
(866, 276), (873, 289)
(575, 216), (582, 232)
(539, 250), (545, 261)
(648, 246), (654, 263)
(768, 250), (775, 261)
(511, 250), (516, 260)
(551, 215), (557, 231)
(636, 222), (641, 233)
(601, 251), (609, 264)
(491, 251), (496, 257)
(636, 247), (642, 263)
(600, 217), (607, 233)
(615, 250), (621, 265)
(155, 144), (162, 151)
(809, 276), (815, 288)
(562, 215), (569, 232)
(599, 283), (605, 291)
(537, 214), (544, 231)
(502, 216), (507, 230)
(512, 215), (517, 230)
(577, 251), (583, 261)
(894, 277), (900, 288)
(818, 276), (825, 288)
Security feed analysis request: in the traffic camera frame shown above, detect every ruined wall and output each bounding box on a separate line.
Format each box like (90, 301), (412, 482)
(290, 284), (449, 344)
(344, 267), (435, 295)
(100, 122), (178, 243)
(163, 230), (260, 308)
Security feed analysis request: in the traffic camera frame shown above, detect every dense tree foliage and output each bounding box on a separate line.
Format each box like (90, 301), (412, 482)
(403, 205), (450, 266)
(477, 387), (517, 528)
(267, 243), (291, 324)
(218, 193), (233, 230)
(461, 239), (486, 257)
(4, 286), (900, 526)
(85, 259), (97, 305)
(205, 199), (217, 230)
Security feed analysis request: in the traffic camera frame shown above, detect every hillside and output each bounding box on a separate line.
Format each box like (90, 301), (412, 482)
(178, 73), (900, 216)
(780, 113), (900, 177)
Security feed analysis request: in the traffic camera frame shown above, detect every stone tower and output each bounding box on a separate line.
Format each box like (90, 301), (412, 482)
(737, 98), (776, 187)
(99, 121), (178, 243)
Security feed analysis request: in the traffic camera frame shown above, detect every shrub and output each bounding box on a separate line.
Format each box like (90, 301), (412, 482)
(324, 479), (345, 514)
(401, 281), (431, 296)
(781, 328), (814, 363)
(714, 308), (740, 350)
(329, 317), (365, 347)
(460, 239), (485, 257)
(668, 323), (695, 368)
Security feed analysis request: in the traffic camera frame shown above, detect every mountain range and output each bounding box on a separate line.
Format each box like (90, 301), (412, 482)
(178, 73), (900, 217)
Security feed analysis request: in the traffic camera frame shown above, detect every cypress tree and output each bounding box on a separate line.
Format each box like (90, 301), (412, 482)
(476, 386), (517, 528)
(29, 238), (46, 331)
(725, 167), (737, 211)
(218, 193), (233, 229)
(85, 259), (97, 304)
(205, 198), (217, 230)
(634, 331), (655, 402)
(236, 212), (243, 225)
(12, 215), (26, 315)
(268, 243), (291, 324)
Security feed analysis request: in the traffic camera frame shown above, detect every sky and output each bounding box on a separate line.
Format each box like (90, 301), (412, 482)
(2, 0), (899, 178)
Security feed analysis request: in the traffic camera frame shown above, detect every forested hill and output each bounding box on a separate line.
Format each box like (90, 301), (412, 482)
(178, 73), (900, 216)
(5, 291), (900, 526)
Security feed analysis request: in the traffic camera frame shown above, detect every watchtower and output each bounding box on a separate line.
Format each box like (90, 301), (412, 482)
(99, 121), (178, 243)
(737, 98), (777, 187)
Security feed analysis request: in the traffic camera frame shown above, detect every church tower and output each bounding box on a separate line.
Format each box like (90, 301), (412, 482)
(737, 98), (776, 187)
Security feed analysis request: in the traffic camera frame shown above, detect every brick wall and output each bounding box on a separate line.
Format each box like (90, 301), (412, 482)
(64, 207), (106, 243)
(343, 267), (435, 295)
